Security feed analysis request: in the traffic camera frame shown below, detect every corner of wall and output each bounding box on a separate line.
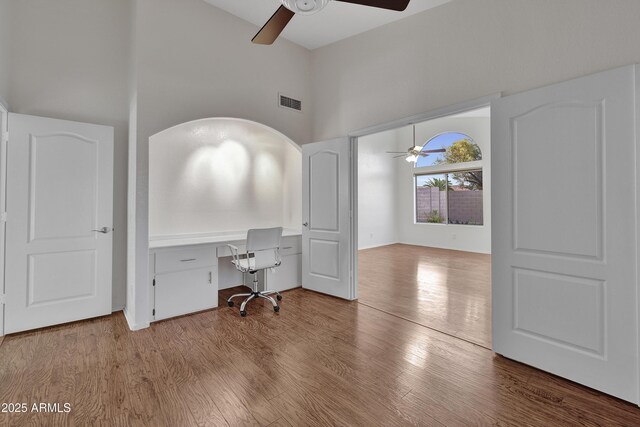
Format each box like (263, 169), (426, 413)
(123, 306), (149, 331)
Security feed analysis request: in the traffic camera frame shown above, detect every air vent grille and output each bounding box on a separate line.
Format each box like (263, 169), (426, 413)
(279, 93), (302, 112)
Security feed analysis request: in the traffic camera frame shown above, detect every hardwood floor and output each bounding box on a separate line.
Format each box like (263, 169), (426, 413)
(2, 286), (640, 425)
(359, 244), (492, 348)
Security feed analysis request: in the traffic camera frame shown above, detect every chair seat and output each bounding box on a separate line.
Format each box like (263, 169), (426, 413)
(232, 258), (280, 272)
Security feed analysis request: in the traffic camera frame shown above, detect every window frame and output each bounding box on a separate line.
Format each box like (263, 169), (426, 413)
(413, 134), (484, 226)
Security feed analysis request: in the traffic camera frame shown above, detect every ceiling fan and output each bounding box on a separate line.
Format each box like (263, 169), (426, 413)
(386, 124), (446, 163)
(252, 0), (411, 45)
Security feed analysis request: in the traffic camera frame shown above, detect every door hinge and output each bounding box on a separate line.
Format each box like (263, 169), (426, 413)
(152, 278), (156, 287)
(152, 308), (155, 316)
(0, 212), (6, 223)
(2, 132), (8, 144)
(0, 293), (5, 304)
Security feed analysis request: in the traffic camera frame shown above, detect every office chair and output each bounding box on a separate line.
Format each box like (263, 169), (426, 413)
(226, 227), (284, 317)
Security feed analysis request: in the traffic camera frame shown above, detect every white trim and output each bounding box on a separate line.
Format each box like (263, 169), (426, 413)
(413, 160), (483, 176)
(634, 63), (640, 406)
(358, 242), (399, 251)
(0, 102), (7, 337)
(349, 136), (358, 300)
(349, 93), (500, 138)
(349, 95), (499, 300)
(123, 307), (150, 331)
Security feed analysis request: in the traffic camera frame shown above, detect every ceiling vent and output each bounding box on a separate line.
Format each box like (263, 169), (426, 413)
(279, 93), (302, 112)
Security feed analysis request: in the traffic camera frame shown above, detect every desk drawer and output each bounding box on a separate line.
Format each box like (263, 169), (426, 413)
(156, 245), (216, 274)
(281, 236), (301, 255)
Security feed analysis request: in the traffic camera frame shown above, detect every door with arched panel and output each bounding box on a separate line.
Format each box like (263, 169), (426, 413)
(302, 138), (354, 300)
(5, 114), (114, 333)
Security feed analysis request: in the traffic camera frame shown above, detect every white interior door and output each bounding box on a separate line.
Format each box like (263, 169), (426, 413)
(302, 138), (354, 299)
(492, 65), (638, 403)
(5, 114), (114, 334)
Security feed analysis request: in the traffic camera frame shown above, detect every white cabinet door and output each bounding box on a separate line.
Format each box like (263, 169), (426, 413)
(5, 114), (113, 334)
(266, 254), (301, 292)
(492, 65), (638, 403)
(302, 138), (354, 299)
(154, 267), (218, 320)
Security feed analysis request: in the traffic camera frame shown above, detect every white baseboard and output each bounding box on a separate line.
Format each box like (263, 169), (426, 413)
(123, 307), (150, 331)
(398, 240), (491, 254)
(218, 283), (244, 290)
(358, 241), (398, 250)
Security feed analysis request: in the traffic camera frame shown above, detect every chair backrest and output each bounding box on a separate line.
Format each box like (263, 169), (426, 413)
(246, 227), (283, 270)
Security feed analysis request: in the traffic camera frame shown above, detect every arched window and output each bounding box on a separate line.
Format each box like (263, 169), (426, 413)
(414, 132), (484, 226)
(415, 132), (481, 167)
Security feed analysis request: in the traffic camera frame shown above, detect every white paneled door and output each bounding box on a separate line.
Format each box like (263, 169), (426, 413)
(302, 138), (354, 299)
(4, 114), (114, 334)
(492, 65), (638, 402)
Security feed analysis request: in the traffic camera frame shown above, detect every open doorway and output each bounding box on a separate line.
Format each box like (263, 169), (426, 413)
(356, 106), (492, 348)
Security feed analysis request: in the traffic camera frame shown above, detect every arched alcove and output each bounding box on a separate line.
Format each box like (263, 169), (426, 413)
(149, 118), (302, 238)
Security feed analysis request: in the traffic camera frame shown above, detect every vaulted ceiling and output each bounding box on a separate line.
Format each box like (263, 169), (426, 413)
(203, 0), (451, 50)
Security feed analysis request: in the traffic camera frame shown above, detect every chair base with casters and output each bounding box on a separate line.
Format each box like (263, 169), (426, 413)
(227, 227), (284, 317)
(226, 271), (282, 317)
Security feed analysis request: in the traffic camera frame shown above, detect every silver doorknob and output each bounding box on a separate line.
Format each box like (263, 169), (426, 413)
(92, 226), (113, 234)
(303, 222), (309, 227)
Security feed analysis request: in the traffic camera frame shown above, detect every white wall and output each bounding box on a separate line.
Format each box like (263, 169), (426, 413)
(5, 0), (132, 311)
(358, 114), (490, 254)
(149, 118), (302, 237)
(128, 0), (313, 328)
(358, 129), (398, 249)
(311, 0), (640, 141)
(0, 0), (9, 104)
(397, 116), (491, 253)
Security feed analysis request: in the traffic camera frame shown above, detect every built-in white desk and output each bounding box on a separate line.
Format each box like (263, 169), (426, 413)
(148, 229), (302, 322)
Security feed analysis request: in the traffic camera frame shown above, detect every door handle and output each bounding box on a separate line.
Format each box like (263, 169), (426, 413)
(303, 222), (309, 227)
(92, 226), (112, 234)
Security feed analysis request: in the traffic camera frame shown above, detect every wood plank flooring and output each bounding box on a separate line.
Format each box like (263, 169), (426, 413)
(2, 286), (640, 425)
(359, 244), (492, 348)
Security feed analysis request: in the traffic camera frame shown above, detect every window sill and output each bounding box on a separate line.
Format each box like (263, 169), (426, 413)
(413, 222), (485, 229)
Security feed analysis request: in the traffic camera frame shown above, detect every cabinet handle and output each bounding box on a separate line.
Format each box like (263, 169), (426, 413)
(209, 271), (212, 284)
(282, 246), (293, 250)
(180, 258), (197, 262)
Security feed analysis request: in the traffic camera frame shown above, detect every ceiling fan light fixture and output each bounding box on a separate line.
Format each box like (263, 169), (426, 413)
(280, 0), (331, 15)
(405, 154), (417, 163)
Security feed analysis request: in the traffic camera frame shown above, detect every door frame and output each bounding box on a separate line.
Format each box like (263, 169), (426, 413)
(0, 100), (7, 337)
(347, 93), (500, 301)
(635, 65), (640, 405)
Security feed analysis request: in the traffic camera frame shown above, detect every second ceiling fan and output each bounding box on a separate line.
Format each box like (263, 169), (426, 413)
(252, 0), (411, 45)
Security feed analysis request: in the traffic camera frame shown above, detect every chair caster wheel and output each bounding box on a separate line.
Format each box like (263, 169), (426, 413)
(227, 301), (234, 307)
(240, 310), (247, 317)
(277, 295), (283, 301)
(274, 306), (280, 313)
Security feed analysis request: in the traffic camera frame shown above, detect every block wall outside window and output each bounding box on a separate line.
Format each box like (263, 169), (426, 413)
(415, 171), (483, 225)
